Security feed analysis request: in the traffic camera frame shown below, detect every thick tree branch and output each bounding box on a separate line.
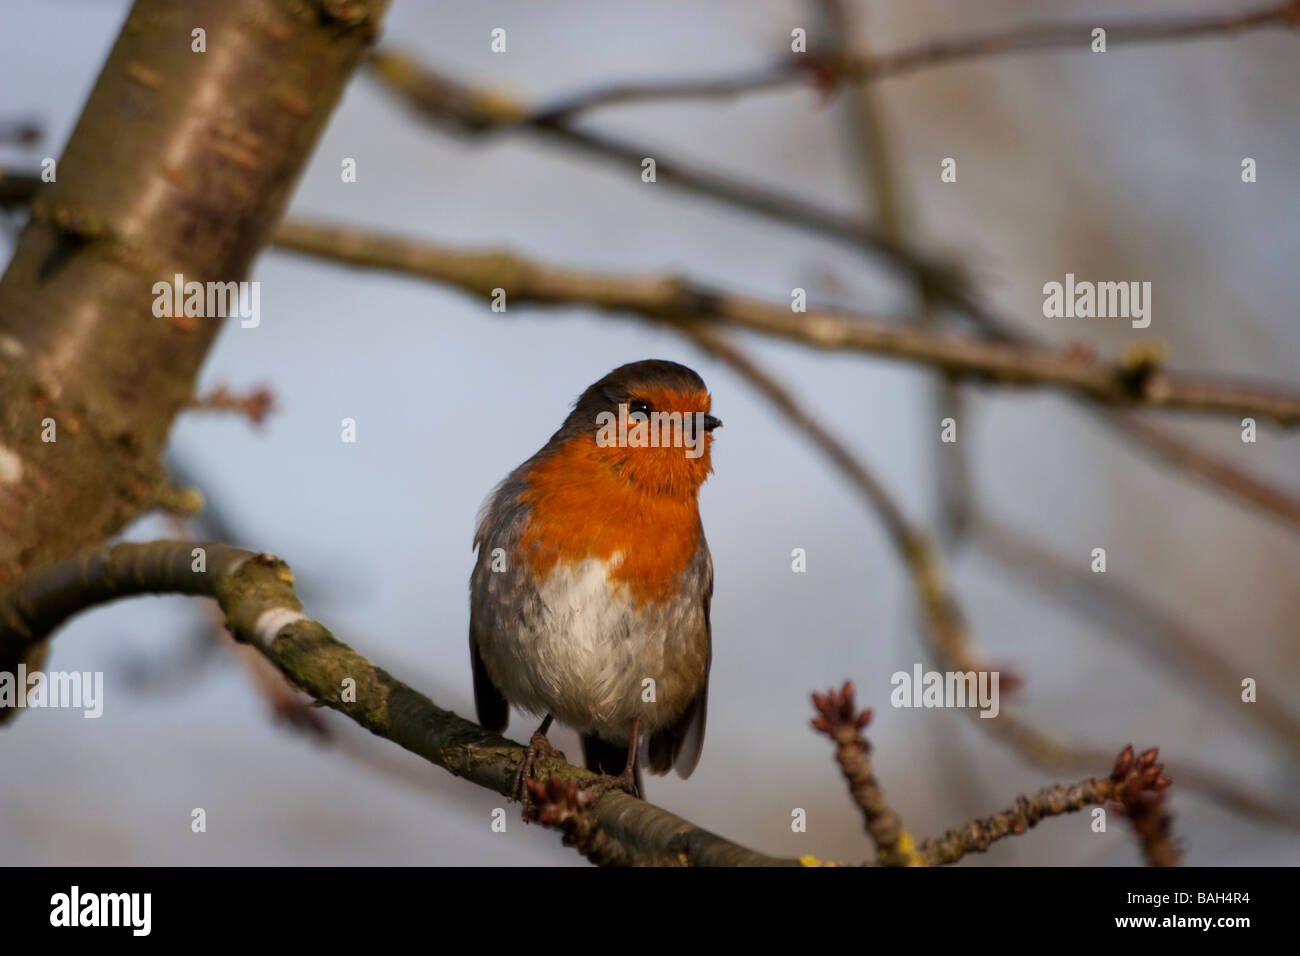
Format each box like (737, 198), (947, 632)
(0, 540), (796, 867)
(0, 540), (1187, 866)
(0, 0), (391, 688)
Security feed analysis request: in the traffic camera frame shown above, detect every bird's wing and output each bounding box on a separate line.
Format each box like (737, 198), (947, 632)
(647, 542), (711, 778)
(469, 611), (509, 733)
(468, 481), (523, 734)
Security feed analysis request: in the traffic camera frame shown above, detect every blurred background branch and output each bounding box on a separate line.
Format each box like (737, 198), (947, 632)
(529, 0), (1300, 121)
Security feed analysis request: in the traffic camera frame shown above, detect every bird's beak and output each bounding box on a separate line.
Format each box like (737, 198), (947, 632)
(703, 414), (722, 432)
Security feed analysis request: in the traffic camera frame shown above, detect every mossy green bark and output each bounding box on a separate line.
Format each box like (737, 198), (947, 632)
(1, 540), (796, 866)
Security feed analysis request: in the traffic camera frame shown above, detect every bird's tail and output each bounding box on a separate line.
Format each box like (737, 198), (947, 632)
(581, 733), (643, 797)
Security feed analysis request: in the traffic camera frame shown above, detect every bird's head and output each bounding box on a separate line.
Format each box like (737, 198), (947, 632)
(557, 359), (721, 496)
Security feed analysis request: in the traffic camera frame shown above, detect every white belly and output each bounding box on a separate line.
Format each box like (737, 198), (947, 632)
(475, 554), (704, 738)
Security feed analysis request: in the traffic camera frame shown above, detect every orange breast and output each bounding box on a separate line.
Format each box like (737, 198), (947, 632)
(517, 437), (703, 604)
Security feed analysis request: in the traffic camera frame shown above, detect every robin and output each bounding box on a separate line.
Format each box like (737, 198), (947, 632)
(469, 359), (721, 798)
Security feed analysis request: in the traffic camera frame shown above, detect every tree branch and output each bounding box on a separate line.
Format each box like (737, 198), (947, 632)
(12, 39), (1300, 519)
(812, 682), (923, 866)
(186, 384), (277, 427)
(359, 47), (1300, 535)
(270, 219), (1300, 425)
(919, 745), (1178, 866)
(0, 0), (392, 689)
(0, 540), (796, 867)
(0, 540), (1187, 866)
(364, 50), (978, 315)
(529, 1), (1300, 122)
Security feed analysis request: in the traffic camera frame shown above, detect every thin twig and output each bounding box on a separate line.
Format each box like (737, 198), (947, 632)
(186, 384), (277, 427)
(811, 681), (923, 866)
(364, 50), (980, 315)
(528, 1), (1300, 121)
(919, 744), (1179, 866)
(817, 1), (1298, 84)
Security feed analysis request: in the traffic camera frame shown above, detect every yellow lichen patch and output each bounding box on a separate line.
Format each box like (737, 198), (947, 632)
(895, 830), (927, 867)
(1121, 339), (1166, 370)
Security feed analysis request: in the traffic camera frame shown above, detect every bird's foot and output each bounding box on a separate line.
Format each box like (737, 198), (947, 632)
(512, 730), (562, 804)
(579, 767), (640, 803)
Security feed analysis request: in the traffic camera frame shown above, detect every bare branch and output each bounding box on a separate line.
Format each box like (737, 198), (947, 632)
(147, 482), (205, 519)
(0, 0), (392, 689)
(811, 681), (923, 866)
(530, 2), (1300, 122)
(0, 540), (797, 867)
(271, 219), (1300, 426)
(361, 48), (1300, 535)
(920, 744), (1178, 866)
(364, 50), (978, 313)
(0, 540), (1189, 866)
(816, 1), (1298, 84)
(186, 384), (277, 427)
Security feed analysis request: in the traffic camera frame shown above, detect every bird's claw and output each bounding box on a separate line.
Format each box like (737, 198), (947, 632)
(512, 730), (561, 805)
(579, 767), (640, 804)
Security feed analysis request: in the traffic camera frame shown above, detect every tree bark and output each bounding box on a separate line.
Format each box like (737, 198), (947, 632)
(0, 0), (390, 698)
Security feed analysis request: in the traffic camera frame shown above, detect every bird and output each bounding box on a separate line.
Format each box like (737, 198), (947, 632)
(469, 359), (720, 799)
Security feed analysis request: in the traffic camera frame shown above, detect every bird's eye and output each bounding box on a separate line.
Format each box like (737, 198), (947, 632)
(629, 399), (650, 415)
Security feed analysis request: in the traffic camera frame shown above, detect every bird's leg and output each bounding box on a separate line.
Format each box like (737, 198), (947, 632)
(512, 713), (557, 802)
(581, 718), (641, 802)
(610, 717), (641, 795)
